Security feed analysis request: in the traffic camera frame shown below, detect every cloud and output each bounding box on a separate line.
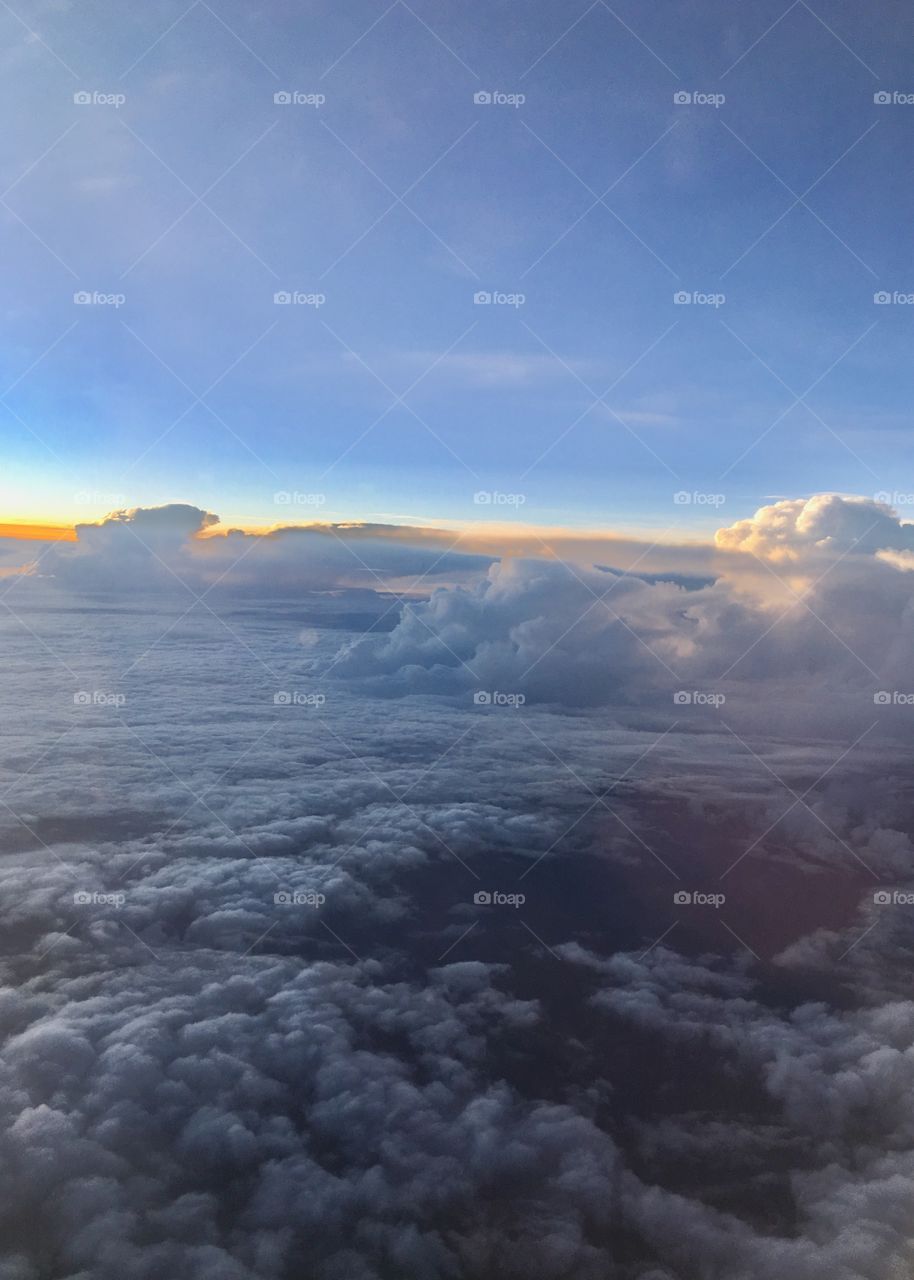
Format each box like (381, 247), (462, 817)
(39, 495), (914, 606)
(4, 496), (914, 1277)
(325, 496), (914, 743)
(0, 947), (626, 1279)
(38, 504), (219, 590)
(320, 553), (796, 709)
(715, 494), (914, 562)
(3, 668), (908, 1280)
(561, 940), (914, 1280)
(330, 556), (689, 705)
(36, 505), (492, 595)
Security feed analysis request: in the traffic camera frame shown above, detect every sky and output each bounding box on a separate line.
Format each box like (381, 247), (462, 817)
(7, 5), (914, 1279)
(3, 0), (914, 533)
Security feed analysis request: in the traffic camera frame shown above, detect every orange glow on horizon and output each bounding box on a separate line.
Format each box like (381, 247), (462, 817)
(0, 523), (77, 542)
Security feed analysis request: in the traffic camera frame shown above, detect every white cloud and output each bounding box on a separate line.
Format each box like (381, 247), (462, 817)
(36, 504), (492, 595)
(715, 494), (914, 562)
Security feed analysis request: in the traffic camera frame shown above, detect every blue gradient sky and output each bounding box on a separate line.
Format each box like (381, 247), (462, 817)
(2, 0), (912, 531)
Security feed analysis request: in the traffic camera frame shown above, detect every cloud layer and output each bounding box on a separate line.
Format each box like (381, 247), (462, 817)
(2, 495), (914, 1277)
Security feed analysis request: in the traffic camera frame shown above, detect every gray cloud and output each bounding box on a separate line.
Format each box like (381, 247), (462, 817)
(2, 498), (914, 1277)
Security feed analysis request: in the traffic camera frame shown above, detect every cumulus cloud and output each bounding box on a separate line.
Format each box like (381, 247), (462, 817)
(33, 504), (492, 596)
(715, 494), (914, 562)
(0, 945), (630, 1280)
(331, 557), (661, 703)
(559, 939), (914, 1280)
(326, 555), (905, 732)
(36, 504), (219, 590)
(3, 494), (914, 1278)
(29, 493), (914, 608)
(4, 668), (911, 1280)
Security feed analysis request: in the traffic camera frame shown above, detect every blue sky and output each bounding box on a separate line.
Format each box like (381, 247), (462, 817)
(2, 0), (913, 532)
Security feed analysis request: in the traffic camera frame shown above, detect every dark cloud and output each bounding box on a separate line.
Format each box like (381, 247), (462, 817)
(3, 497), (914, 1277)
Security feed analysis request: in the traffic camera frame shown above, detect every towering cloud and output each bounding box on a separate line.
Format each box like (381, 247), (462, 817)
(34, 504), (492, 594)
(715, 494), (914, 562)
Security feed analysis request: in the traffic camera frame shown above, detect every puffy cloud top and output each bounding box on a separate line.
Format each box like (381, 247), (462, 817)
(38, 505), (491, 594)
(77, 504), (219, 540)
(46, 504), (219, 589)
(715, 494), (914, 561)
